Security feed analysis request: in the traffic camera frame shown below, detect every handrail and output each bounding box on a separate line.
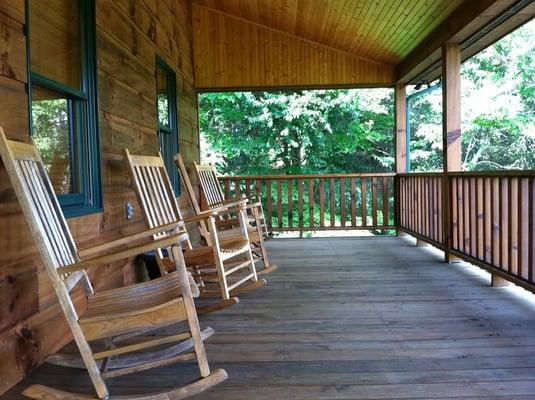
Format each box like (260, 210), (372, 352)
(219, 172), (396, 180)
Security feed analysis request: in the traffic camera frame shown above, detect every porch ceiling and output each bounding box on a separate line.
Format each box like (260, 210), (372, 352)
(193, 0), (465, 65)
(192, 0), (535, 89)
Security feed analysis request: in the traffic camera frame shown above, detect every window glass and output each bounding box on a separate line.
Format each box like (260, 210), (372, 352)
(157, 66), (170, 129)
(31, 85), (75, 194)
(30, 0), (81, 88)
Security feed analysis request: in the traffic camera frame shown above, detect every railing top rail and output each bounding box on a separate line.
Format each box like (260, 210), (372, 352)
(397, 172), (443, 177)
(219, 172), (397, 180)
(447, 170), (535, 177)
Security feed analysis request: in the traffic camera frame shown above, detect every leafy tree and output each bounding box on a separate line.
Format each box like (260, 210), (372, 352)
(409, 19), (535, 171)
(199, 89), (394, 176)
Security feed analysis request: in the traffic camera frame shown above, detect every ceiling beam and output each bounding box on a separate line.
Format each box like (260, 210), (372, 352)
(395, 0), (529, 84)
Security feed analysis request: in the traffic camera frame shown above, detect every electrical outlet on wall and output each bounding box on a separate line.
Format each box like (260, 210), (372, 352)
(126, 203), (134, 219)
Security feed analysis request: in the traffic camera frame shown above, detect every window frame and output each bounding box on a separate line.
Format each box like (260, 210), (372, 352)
(155, 56), (180, 195)
(26, 0), (102, 218)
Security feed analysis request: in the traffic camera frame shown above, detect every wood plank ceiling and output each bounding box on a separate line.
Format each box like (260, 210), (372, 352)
(193, 0), (465, 65)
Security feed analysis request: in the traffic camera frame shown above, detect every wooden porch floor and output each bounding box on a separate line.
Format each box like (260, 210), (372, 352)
(5, 236), (535, 399)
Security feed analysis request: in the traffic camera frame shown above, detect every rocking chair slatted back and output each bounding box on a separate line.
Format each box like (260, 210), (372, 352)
(124, 150), (194, 275)
(0, 129), (90, 293)
(194, 163), (226, 208)
(125, 150), (184, 231)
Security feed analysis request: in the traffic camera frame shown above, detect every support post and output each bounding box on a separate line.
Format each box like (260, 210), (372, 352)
(395, 85), (407, 235)
(491, 274), (509, 287)
(442, 44), (462, 263)
(395, 84), (407, 174)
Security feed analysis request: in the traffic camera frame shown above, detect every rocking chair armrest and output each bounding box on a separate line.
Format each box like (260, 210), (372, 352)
(245, 201), (262, 210)
(209, 197), (248, 210)
(184, 205), (244, 224)
(78, 221), (186, 258)
(58, 231), (189, 275)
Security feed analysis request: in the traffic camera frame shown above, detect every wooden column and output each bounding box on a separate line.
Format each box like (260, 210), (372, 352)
(442, 44), (461, 263)
(395, 85), (407, 234)
(395, 85), (407, 174)
(491, 274), (509, 287)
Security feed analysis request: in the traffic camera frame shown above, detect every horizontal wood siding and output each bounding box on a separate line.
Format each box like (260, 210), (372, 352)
(192, 4), (395, 90)
(0, 0), (199, 394)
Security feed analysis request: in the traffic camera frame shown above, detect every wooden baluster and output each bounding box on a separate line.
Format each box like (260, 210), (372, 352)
(416, 177), (421, 235)
(477, 178), (484, 260)
(492, 177), (500, 268)
(520, 178), (529, 279)
(529, 177), (534, 283)
(425, 177), (430, 239)
(287, 179), (293, 229)
(372, 177), (378, 227)
(464, 178), (471, 254)
(501, 177), (509, 271)
(432, 177), (437, 241)
(452, 177), (458, 249)
(319, 179), (325, 228)
(224, 179), (230, 199)
(382, 177), (389, 227)
(484, 178), (491, 263)
(235, 179), (242, 198)
(245, 179), (251, 200)
(510, 178), (519, 275)
(469, 177), (476, 257)
(255, 180), (261, 202)
(308, 179), (315, 229)
(457, 178), (464, 253)
(350, 178), (356, 227)
(266, 179), (272, 230)
(340, 178), (346, 228)
(361, 178), (367, 227)
(439, 176), (443, 243)
(330, 178), (336, 227)
(277, 180), (282, 229)
(298, 179), (304, 235)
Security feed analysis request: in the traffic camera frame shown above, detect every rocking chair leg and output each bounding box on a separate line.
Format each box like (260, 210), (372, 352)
(257, 264), (278, 275)
(229, 278), (267, 295)
(196, 297), (239, 314)
(170, 246), (211, 377)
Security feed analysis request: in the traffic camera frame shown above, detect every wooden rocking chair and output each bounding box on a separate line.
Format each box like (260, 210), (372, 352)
(124, 150), (266, 311)
(0, 128), (227, 400)
(176, 155), (276, 275)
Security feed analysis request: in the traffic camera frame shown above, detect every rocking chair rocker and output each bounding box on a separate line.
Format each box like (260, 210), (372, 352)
(124, 150), (267, 313)
(0, 128), (226, 400)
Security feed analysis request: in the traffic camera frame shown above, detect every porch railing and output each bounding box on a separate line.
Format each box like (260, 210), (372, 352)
(398, 173), (444, 248)
(398, 171), (535, 292)
(218, 173), (396, 233)
(218, 170), (534, 292)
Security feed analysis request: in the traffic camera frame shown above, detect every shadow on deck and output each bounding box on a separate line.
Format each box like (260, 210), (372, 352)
(5, 236), (535, 399)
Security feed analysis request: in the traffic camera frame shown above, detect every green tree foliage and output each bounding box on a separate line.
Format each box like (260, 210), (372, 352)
(409, 20), (535, 171)
(199, 89), (394, 175)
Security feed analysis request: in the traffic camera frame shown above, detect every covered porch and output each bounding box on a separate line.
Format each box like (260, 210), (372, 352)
(4, 236), (535, 399)
(1, 0), (535, 398)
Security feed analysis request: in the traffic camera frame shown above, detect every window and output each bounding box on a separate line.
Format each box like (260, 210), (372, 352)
(156, 56), (180, 194)
(28, 0), (101, 217)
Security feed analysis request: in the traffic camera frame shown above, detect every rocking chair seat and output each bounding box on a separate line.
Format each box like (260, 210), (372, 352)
(217, 225), (260, 242)
(183, 239), (249, 265)
(83, 272), (184, 321)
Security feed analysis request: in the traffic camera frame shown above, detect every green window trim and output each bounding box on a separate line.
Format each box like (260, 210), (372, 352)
(156, 56), (180, 195)
(26, 0), (102, 218)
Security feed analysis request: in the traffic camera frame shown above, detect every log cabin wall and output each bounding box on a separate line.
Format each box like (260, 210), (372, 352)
(0, 0), (199, 394)
(192, 4), (396, 90)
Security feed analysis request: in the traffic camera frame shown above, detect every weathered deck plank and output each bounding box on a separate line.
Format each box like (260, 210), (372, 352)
(4, 236), (535, 399)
